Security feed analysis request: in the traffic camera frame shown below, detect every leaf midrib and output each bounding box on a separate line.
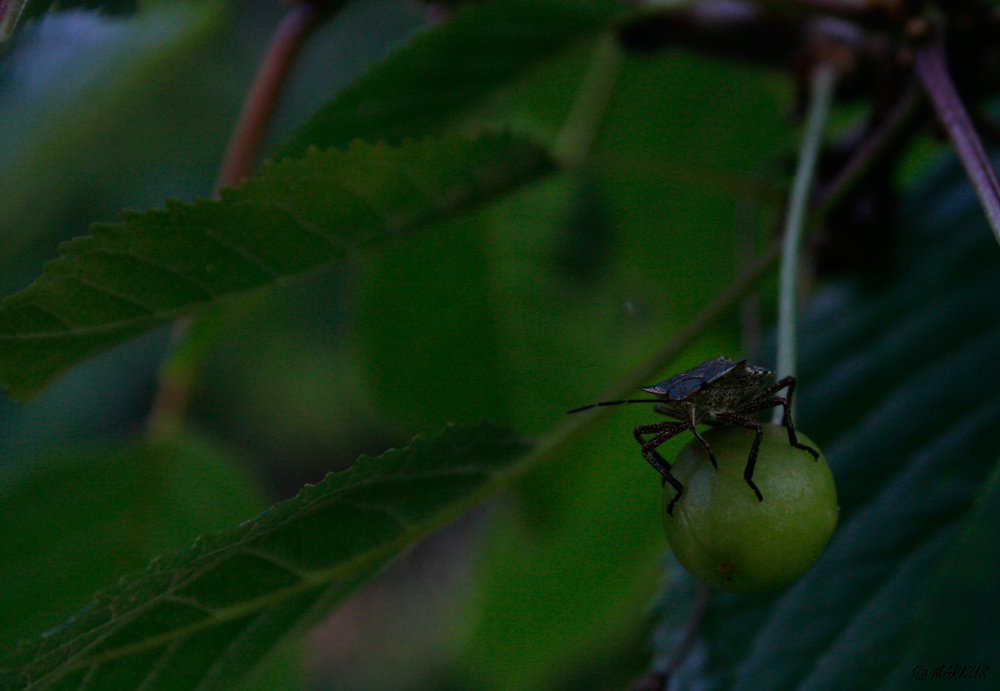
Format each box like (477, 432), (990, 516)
(18, 464), (502, 690)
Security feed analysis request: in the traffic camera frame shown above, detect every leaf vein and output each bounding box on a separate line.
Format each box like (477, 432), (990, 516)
(190, 614), (258, 691)
(196, 225), (281, 278)
(238, 549), (307, 579)
(85, 248), (218, 300)
(133, 639), (181, 691)
(60, 275), (156, 317)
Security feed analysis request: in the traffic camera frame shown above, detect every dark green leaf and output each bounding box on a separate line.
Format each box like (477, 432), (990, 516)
(649, 154), (1000, 690)
(0, 433), (265, 651)
(880, 456), (1000, 689)
(273, 0), (623, 160)
(0, 421), (530, 691)
(0, 132), (554, 400)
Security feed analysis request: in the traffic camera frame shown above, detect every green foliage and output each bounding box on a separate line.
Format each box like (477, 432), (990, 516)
(0, 2), (228, 298)
(273, 0), (624, 159)
(0, 433), (266, 651)
(2, 0), (999, 690)
(650, 155), (1000, 689)
(0, 422), (529, 691)
(0, 132), (553, 400)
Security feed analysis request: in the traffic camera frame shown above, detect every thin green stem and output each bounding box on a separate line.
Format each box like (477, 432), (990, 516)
(552, 32), (622, 170)
(772, 63), (835, 424)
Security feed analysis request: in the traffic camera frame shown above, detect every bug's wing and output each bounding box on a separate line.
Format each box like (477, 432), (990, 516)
(640, 377), (703, 400)
(640, 356), (738, 401)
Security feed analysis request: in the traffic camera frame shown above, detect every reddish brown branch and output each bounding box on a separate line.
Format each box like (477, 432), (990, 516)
(915, 38), (1000, 246)
(214, 1), (326, 193)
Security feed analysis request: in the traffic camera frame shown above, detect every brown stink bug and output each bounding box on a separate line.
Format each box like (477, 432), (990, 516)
(568, 356), (819, 515)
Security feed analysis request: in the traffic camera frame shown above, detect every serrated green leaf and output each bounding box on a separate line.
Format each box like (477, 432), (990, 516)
(0, 132), (554, 401)
(273, 0), (623, 160)
(0, 433), (266, 651)
(0, 421), (531, 691)
(650, 154), (1000, 690)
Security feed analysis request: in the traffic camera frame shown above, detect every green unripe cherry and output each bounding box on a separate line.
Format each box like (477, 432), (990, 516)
(662, 424), (837, 593)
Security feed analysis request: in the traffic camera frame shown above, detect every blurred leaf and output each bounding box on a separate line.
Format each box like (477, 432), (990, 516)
(0, 432), (266, 650)
(355, 35), (791, 689)
(0, 132), (554, 401)
(649, 153), (1000, 689)
(0, 3), (228, 294)
(358, 208), (514, 433)
(273, 0), (623, 160)
(6, 0), (139, 43)
(883, 456), (1000, 687)
(0, 421), (530, 691)
(0, 0), (29, 41)
(445, 46), (790, 691)
(228, 641), (304, 691)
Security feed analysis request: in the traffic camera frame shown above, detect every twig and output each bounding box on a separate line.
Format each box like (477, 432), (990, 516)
(0, 0), (27, 41)
(915, 38), (1000, 248)
(215, 1), (327, 193)
(773, 63), (836, 423)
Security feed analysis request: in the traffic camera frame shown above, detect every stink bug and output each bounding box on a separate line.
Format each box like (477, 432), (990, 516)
(568, 356), (819, 515)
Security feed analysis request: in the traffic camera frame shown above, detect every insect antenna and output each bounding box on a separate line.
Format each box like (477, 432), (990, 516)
(567, 399), (660, 414)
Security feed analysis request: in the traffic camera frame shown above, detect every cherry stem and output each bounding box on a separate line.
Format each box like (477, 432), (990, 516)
(0, 0), (28, 41)
(552, 31), (622, 170)
(773, 62), (835, 424)
(914, 38), (1000, 249)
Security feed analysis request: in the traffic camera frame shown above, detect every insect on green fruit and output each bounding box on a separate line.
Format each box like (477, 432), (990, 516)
(665, 424), (837, 592)
(568, 356), (819, 515)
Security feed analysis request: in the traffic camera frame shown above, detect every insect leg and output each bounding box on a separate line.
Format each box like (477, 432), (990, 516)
(633, 422), (687, 515)
(739, 379), (819, 459)
(712, 412), (765, 502)
(688, 426), (718, 469)
(657, 404), (719, 469)
(753, 374), (796, 402)
(633, 422), (684, 476)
